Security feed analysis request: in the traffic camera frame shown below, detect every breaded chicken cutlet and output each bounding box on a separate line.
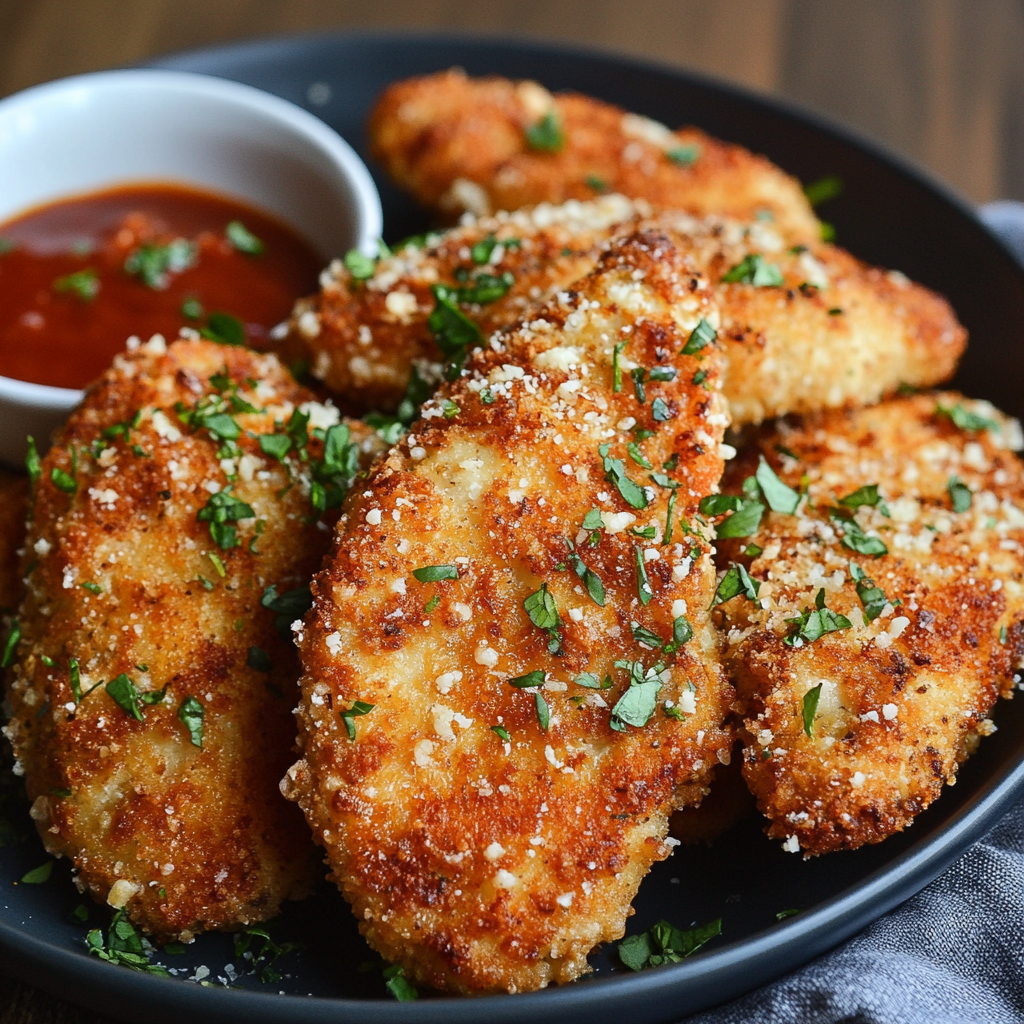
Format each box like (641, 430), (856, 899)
(283, 232), (735, 993)
(282, 198), (964, 425)
(708, 392), (1024, 856)
(368, 69), (819, 239)
(3, 336), (382, 941)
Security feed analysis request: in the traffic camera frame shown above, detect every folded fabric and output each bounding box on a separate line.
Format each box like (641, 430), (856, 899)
(684, 202), (1024, 1024)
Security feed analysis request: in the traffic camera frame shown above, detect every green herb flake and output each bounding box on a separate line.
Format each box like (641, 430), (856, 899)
(666, 143), (701, 166)
(626, 442), (653, 469)
(80, 581), (103, 595)
(600, 444), (649, 510)
(413, 564), (459, 583)
(25, 436), (41, 486)
(1, 622), (20, 669)
(427, 284), (483, 379)
(839, 483), (887, 513)
(175, 695), (204, 748)
(383, 963), (419, 1002)
(802, 682), (823, 737)
(776, 908), (801, 921)
(200, 311), (246, 347)
(54, 267), (100, 302)
(631, 621), (664, 648)
(682, 318), (716, 355)
(68, 657), (82, 702)
(618, 916), (720, 969)
(340, 700), (375, 740)
(424, 594), (440, 614)
(692, 369), (708, 387)
(508, 670), (545, 688)
(525, 110), (565, 152)
(196, 489), (256, 550)
(105, 674), (146, 720)
(948, 476), (973, 513)
(566, 540), (606, 606)
(259, 433), (292, 461)
(755, 456), (800, 514)
(534, 691), (550, 731)
(442, 399), (461, 419)
(610, 661), (664, 731)
(803, 174), (844, 207)
(785, 588), (852, 647)
(850, 561), (888, 624)
(745, 543), (763, 558)
(634, 547), (654, 605)
(233, 924), (303, 984)
(715, 498), (765, 539)
(935, 402), (998, 433)
(524, 583), (560, 631)
(574, 672), (612, 690)
(711, 563), (761, 608)
(181, 297), (203, 320)
(651, 397), (674, 422)
(225, 220), (264, 255)
(124, 238), (195, 290)
(470, 234), (499, 264)
(721, 253), (784, 287)
(50, 465), (77, 495)
(491, 724), (511, 742)
(261, 584), (313, 639)
(20, 861), (53, 884)
(828, 508), (888, 557)
(585, 174), (608, 192)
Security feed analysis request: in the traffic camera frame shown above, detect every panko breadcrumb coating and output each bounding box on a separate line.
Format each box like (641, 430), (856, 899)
(282, 199), (964, 425)
(283, 232), (735, 993)
(710, 393), (1024, 856)
(3, 336), (382, 941)
(368, 69), (819, 239)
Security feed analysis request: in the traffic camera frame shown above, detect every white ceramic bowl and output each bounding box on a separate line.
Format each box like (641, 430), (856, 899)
(0, 68), (383, 468)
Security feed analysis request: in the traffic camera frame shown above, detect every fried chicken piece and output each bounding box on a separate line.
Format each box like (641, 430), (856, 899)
(283, 201), (964, 425)
(368, 69), (819, 239)
(0, 471), (28, 613)
(709, 393), (1024, 856)
(3, 336), (382, 941)
(283, 232), (735, 993)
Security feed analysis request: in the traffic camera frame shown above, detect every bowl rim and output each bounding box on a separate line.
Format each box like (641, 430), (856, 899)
(0, 66), (383, 407)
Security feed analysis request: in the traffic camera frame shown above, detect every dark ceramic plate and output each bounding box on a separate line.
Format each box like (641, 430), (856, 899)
(3, 30), (1024, 1024)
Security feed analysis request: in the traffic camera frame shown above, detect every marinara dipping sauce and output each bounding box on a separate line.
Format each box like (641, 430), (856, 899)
(0, 183), (323, 390)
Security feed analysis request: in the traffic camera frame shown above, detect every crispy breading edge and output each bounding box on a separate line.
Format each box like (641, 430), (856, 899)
(285, 232), (735, 993)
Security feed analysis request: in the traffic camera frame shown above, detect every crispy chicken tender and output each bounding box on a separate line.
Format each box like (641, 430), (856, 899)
(283, 232), (735, 993)
(3, 336), (382, 941)
(283, 200), (964, 425)
(368, 69), (819, 239)
(711, 393), (1024, 856)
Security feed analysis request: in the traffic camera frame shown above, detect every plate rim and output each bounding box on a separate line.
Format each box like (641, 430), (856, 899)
(3, 27), (1024, 1024)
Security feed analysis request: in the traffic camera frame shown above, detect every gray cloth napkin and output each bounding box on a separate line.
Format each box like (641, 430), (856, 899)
(685, 201), (1024, 1024)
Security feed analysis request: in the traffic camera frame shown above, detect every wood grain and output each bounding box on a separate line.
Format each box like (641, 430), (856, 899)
(2, 2), (1023, 1022)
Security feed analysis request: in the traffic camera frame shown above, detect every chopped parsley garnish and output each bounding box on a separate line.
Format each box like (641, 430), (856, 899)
(626, 442), (653, 469)
(631, 622), (664, 648)
(448, 271), (514, 305)
(651, 397), (674, 422)
(1, 622), (21, 668)
(424, 594), (440, 614)
(175, 696), (204, 747)
(721, 253), (784, 287)
(247, 646), (272, 672)
(525, 110), (565, 151)
(839, 483), (888, 515)
(21, 861), (53, 884)
(755, 456), (800, 513)
(828, 508), (888, 557)
(612, 338), (629, 392)
(692, 369), (708, 387)
(682, 318), (716, 355)
(54, 267), (100, 302)
(233, 924), (303, 984)
(575, 672), (612, 689)
(534, 691), (550, 731)
(68, 657), (83, 701)
(618, 917), (721, 970)
(25, 436), (41, 487)
(664, 490), (678, 544)
(524, 583), (562, 652)
(105, 674), (164, 721)
(479, 388), (496, 405)
(508, 670), (545, 688)
(124, 238), (195, 290)
(81, 581), (103, 595)
(802, 682), (823, 737)
(935, 401), (998, 433)
(200, 310), (246, 346)
(784, 588), (852, 646)
(600, 444), (649, 509)
(610, 660), (664, 731)
(427, 284), (483, 379)
(442, 399), (461, 419)
(666, 143), (701, 166)
(471, 234), (499, 264)
(181, 297), (203, 319)
(225, 220), (264, 255)
(340, 700), (375, 740)
(309, 421), (363, 516)
(714, 498), (764, 538)
(87, 910), (169, 975)
(803, 174), (844, 207)
(711, 563), (761, 607)
(344, 248), (376, 280)
(566, 539), (606, 606)
(948, 476), (972, 513)
(196, 490), (255, 550)
(745, 543), (763, 558)
(259, 433), (291, 461)
(585, 174), (608, 192)
(51, 463), (77, 495)
(648, 366), (677, 383)
(413, 564), (459, 582)
(491, 724), (511, 742)
(631, 367), (647, 404)
(383, 964), (418, 1002)
(776, 908), (801, 921)
(260, 584), (313, 639)
(850, 561), (887, 623)
(668, 615), (693, 652)
(634, 548), (654, 605)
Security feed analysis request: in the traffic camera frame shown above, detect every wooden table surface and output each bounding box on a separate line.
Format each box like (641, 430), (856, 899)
(2, 1), (1023, 1021)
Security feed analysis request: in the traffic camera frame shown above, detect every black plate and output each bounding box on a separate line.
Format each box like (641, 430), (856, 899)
(4, 30), (1024, 1024)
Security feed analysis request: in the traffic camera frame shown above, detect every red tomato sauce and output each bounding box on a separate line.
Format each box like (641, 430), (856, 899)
(0, 184), (322, 390)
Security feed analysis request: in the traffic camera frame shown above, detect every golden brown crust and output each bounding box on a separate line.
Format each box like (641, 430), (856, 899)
(711, 393), (1024, 856)
(368, 70), (819, 239)
(2, 337), (382, 941)
(281, 202), (964, 426)
(285, 233), (734, 993)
